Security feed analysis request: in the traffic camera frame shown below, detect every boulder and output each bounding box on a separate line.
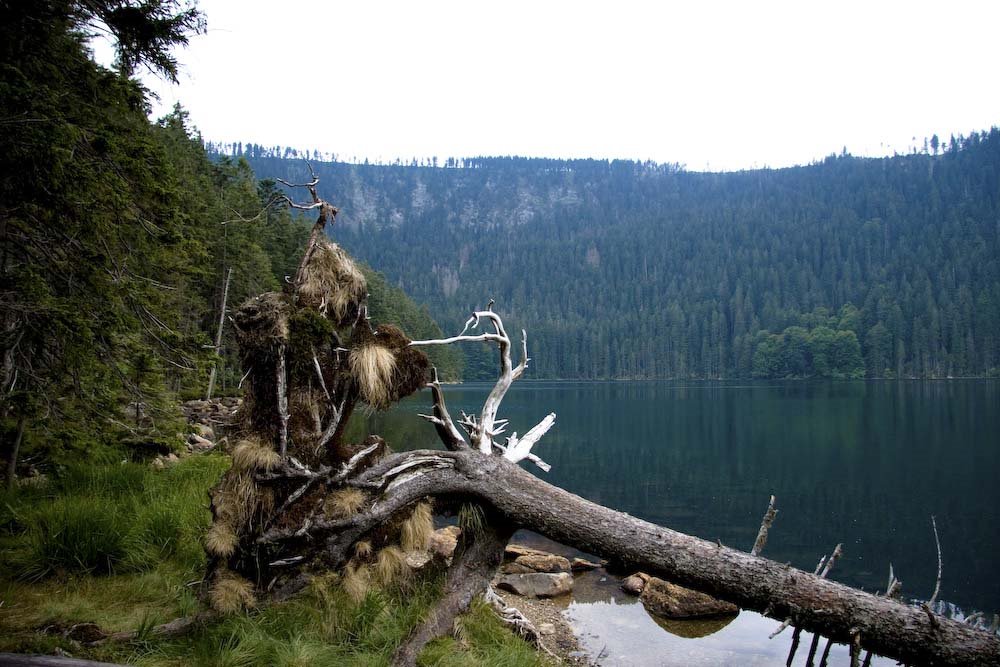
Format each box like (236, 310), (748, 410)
(187, 434), (215, 452)
(193, 423), (215, 439)
(538, 622), (556, 636)
(501, 562), (535, 575)
(514, 552), (571, 573)
(496, 572), (573, 598)
(640, 577), (739, 619)
(429, 525), (461, 562)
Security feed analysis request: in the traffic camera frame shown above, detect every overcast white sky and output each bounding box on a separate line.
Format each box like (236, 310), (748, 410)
(111, 0), (1000, 171)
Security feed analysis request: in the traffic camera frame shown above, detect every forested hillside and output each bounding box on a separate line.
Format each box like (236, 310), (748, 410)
(0, 0), (457, 471)
(229, 137), (1000, 380)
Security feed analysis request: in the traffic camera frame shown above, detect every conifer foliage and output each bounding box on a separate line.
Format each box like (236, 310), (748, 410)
(0, 1), (455, 479)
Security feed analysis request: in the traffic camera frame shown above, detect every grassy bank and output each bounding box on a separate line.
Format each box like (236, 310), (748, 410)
(0, 456), (548, 666)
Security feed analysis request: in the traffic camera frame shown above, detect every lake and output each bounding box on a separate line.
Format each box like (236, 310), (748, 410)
(359, 380), (1000, 664)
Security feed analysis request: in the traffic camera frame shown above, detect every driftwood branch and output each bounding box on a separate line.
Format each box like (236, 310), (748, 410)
(411, 305), (549, 466)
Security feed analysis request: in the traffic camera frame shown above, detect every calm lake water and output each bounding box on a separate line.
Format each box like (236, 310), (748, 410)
(362, 380), (999, 663)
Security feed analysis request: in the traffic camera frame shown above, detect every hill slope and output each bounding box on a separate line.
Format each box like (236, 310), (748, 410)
(222, 134), (1000, 379)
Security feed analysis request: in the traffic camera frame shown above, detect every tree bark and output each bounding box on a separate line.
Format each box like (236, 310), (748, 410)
(391, 512), (514, 666)
(308, 448), (1000, 667)
(205, 266), (232, 401)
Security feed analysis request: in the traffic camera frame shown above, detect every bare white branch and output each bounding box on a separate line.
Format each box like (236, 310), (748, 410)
(502, 413), (556, 472)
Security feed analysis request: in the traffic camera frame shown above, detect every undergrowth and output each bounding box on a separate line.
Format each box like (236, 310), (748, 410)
(0, 456), (550, 666)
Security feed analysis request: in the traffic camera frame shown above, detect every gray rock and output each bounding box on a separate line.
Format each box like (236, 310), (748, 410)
(538, 622), (556, 636)
(501, 562), (535, 575)
(193, 423), (215, 439)
(496, 572), (573, 598)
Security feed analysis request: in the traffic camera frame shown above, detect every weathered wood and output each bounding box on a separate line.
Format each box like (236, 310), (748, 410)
(391, 513), (514, 667)
(751, 494), (777, 556)
(315, 448), (1000, 667)
(205, 266), (232, 401)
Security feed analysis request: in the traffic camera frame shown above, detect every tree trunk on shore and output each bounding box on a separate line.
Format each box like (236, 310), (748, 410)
(269, 446), (999, 667)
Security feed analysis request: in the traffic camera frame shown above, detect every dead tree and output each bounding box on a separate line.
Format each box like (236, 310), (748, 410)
(199, 176), (1000, 667)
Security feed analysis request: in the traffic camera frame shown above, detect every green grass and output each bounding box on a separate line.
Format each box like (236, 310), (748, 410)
(0, 455), (551, 667)
(2, 455), (228, 580)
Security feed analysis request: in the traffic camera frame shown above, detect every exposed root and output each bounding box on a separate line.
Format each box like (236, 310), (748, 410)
(391, 510), (514, 667)
(297, 239), (367, 325)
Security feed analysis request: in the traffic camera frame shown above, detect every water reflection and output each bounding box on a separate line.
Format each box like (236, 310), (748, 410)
(564, 593), (894, 667)
(361, 379), (1000, 618)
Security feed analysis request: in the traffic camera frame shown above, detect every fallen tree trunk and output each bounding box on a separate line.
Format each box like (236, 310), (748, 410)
(301, 446), (999, 667)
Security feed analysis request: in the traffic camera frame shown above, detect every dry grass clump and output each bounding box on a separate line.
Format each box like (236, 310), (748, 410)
(400, 501), (434, 552)
(341, 562), (371, 602)
(297, 240), (367, 325)
(349, 344), (397, 409)
(204, 521), (238, 558)
(353, 540), (373, 560)
(374, 546), (408, 587)
(231, 438), (281, 472)
(323, 488), (367, 519)
(209, 571), (257, 613)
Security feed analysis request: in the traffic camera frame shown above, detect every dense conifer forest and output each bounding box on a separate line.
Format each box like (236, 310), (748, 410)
(0, 0), (457, 467)
(227, 137), (1000, 380)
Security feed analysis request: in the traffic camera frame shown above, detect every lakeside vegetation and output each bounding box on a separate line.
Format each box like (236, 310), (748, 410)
(0, 455), (548, 666)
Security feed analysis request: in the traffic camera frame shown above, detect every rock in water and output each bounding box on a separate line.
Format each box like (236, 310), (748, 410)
(640, 577), (739, 619)
(514, 552), (571, 573)
(497, 572), (573, 598)
(621, 573), (647, 595)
